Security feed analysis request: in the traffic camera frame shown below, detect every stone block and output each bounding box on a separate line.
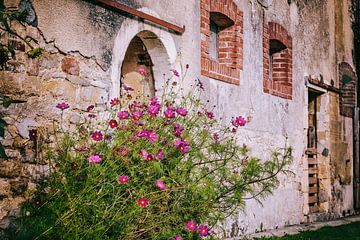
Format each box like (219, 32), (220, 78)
(42, 79), (77, 98)
(39, 53), (60, 70)
(9, 180), (28, 196)
(62, 57), (80, 76)
(26, 58), (39, 76)
(80, 86), (108, 104)
(4, 0), (20, 8)
(0, 161), (23, 178)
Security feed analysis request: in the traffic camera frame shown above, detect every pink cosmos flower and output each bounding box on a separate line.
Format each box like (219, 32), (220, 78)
(110, 98), (120, 107)
(138, 68), (147, 76)
(174, 236), (183, 240)
(205, 110), (214, 119)
(164, 109), (176, 118)
(171, 69), (180, 77)
(140, 150), (155, 161)
(156, 149), (164, 160)
(146, 130), (158, 142)
(109, 119), (118, 128)
(164, 119), (172, 125)
(173, 123), (184, 137)
(56, 102), (69, 110)
(137, 197), (149, 208)
(231, 116), (246, 127)
(155, 180), (166, 190)
(176, 108), (188, 117)
(198, 225), (210, 237)
(118, 175), (129, 184)
(131, 110), (144, 120)
(147, 104), (160, 117)
(88, 154), (101, 164)
(86, 105), (94, 112)
(213, 133), (220, 142)
(174, 138), (190, 153)
(150, 97), (159, 106)
(185, 220), (197, 232)
(117, 111), (130, 120)
(91, 131), (103, 141)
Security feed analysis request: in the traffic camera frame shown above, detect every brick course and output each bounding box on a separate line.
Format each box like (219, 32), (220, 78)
(339, 62), (356, 117)
(263, 22), (293, 100)
(200, 0), (243, 85)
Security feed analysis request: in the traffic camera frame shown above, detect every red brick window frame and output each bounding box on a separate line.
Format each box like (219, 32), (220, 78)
(263, 22), (293, 100)
(200, 0), (243, 85)
(339, 62), (356, 117)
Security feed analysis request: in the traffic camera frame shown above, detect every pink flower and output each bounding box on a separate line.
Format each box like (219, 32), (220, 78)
(88, 154), (101, 164)
(185, 220), (197, 232)
(110, 98), (120, 107)
(156, 149), (164, 160)
(174, 236), (183, 240)
(171, 69), (180, 77)
(131, 110), (144, 120)
(109, 119), (118, 128)
(198, 225), (210, 237)
(176, 108), (188, 117)
(140, 150), (154, 161)
(86, 105), (94, 112)
(174, 138), (190, 153)
(147, 104), (160, 117)
(138, 68), (147, 76)
(155, 180), (166, 190)
(150, 97), (159, 106)
(137, 197), (149, 208)
(118, 175), (129, 184)
(56, 102), (69, 110)
(146, 130), (158, 142)
(123, 84), (134, 91)
(173, 123), (184, 137)
(164, 109), (175, 118)
(117, 111), (130, 120)
(205, 110), (214, 119)
(213, 133), (220, 142)
(231, 116), (246, 127)
(91, 131), (103, 141)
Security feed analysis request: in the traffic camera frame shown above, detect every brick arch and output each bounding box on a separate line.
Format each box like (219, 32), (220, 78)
(200, 0), (243, 85)
(339, 62), (356, 117)
(263, 21), (293, 100)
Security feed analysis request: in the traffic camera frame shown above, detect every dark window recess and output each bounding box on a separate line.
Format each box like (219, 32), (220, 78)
(210, 20), (219, 60)
(269, 39), (287, 81)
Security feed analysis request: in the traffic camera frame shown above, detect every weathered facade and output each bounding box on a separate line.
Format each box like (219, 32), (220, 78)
(0, 0), (358, 237)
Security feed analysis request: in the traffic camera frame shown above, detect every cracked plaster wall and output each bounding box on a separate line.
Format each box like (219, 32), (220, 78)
(0, 0), (357, 237)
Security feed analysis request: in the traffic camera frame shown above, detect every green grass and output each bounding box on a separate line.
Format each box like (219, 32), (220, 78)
(260, 221), (360, 240)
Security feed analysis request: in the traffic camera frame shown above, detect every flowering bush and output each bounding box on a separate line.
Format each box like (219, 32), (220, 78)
(12, 69), (292, 240)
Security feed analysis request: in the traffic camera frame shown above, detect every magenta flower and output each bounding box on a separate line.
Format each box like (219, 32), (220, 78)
(231, 116), (246, 127)
(118, 175), (129, 184)
(156, 149), (164, 160)
(140, 150), (154, 161)
(131, 110), (144, 120)
(117, 111), (130, 120)
(176, 108), (188, 117)
(213, 133), (220, 142)
(174, 236), (183, 240)
(171, 69), (180, 77)
(150, 97), (159, 106)
(185, 220), (197, 232)
(56, 102), (69, 110)
(88, 154), (101, 164)
(198, 225), (210, 237)
(109, 119), (118, 128)
(123, 84), (134, 91)
(86, 105), (94, 112)
(138, 68), (147, 76)
(164, 109), (176, 118)
(205, 110), (214, 119)
(137, 197), (149, 208)
(155, 180), (166, 190)
(91, 131), (103, 141)
(173, 123), (184, 137)
(146, 130), (158, 142)
(110, 98), (120, 107)
(147, 104), (160, 117)
(174, 138), (190, 153)
(164, 119), (172, 125)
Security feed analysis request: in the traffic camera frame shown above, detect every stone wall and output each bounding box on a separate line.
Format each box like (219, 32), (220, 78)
(0, 0), (357, 237)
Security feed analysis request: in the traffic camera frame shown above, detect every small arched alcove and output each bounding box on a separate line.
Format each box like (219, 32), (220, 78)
(120, 30), (170, 97)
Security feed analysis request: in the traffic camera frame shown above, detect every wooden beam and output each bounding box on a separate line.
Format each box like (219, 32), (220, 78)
(89, 0), (185, 34)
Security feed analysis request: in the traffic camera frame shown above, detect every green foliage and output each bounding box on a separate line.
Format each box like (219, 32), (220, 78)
(10, 72), (292, 239)
(27, 47), (43, 59)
